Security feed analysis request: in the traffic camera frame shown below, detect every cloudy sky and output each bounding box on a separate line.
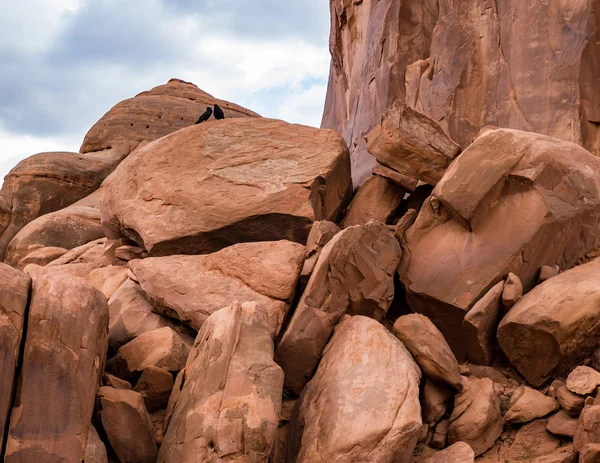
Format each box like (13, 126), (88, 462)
(0, 0), (331, 180)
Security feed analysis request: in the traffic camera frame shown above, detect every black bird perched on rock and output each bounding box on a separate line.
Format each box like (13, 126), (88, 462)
(213, 104), (225, 120)
(195, 107), (212, 124)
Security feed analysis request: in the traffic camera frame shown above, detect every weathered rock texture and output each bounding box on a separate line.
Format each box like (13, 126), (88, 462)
(4, 274), (108, 463)
(498, 258), (600, 386)
(287, 316), (422, 463)
(128, 240), (305, 335)
(101, 118), (352, 256)
(323, 0), (600, 184)
(81, 78), (258, 155)
(159, 302), (283, 462)
(275, 221), (400, 394)
(365, 100), (461, 185)
(0, 264), (31, 451)
(505, 386), (559, 423)
(4, 190), (104, 269)
(0, 148), (124, 260)
(400, 128), (600, 358)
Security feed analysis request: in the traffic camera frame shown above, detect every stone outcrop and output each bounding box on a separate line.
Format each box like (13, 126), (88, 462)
(0, 148), (125, 260)
(275, 221), (400, 394)
(84, 426), (108, 463)
(98, 387), (157, 463)
(287, 316), (422, 463)
(4, 274), (108, 463)
(498, 258), (600, 386)
(400, 128), (600, 358)
(159, 302), (283, 462)
(128, 240), (305, 335)
(4, 190), (104, 269)
(0, 264), (31, 451)
(321, 0), (438, 186)
(393, 314), (462, 391)
(365, 100), (461, 186)
(299, 220), (340, 286)
(81, 78), (259, 155)
(340, 174), (404, 227)
(322, 0), (600, 182)
(133, 366), (174, 412)
(574, 405), (600, 453)
(101, 118), (352, 256)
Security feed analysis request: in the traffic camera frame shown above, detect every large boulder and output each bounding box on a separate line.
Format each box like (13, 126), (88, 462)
(128, 240), (305, 335)
(4, 274), (109, 463)
(0, 264), (31, 450)
(322, 0), (600, 184)
(0, 148), (125, 260)
(498, 258), (600, 386)
(399, 128), (600, 358)
(275, 221), (400, 394)
(159, 301), (284, 462)
(4, 190), (104, 269)
(101, 118), (352, 256)
(286, 316), (422, 463)
(81, 78), (259, 154)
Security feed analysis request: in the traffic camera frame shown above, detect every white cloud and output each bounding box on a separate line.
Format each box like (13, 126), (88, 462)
(0, 0), (332, 186)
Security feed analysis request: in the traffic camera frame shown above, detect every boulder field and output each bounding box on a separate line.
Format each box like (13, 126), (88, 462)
(0, 3), (600, 460)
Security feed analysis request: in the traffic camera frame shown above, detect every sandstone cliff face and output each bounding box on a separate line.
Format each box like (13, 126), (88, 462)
(323, 0), (600, 186)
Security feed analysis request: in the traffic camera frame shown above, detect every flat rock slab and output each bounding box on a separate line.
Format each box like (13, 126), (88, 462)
(129, 240), (305, 335)
(400, 128), (600, 359)
(566, 366), (600, 395)
(498, 258), (600, 386)
(275, 221), (400, 394)
(287, 316), (422, 463)
(4, 274), (109, 463)
(159, 302), (283, 462)
(101, 117), (352, 256)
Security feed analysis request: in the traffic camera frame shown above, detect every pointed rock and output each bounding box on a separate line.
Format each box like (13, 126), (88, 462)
(133, 366), (174, 412)
(393, 314), (462, 391)
(502, 273), (523, 310)
(546, 410), (579, 438)
(423, 442), (475, 463)
(505, 386), (559, 423)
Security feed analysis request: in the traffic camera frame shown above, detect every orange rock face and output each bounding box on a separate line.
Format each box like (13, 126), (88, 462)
(322, 0), (600, 185)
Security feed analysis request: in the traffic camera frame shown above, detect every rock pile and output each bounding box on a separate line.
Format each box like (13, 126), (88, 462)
(0, 4), (599, 461)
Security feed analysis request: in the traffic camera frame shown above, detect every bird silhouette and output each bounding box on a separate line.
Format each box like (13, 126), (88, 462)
(195, 107), (212, 124)
(214, 104), (225, 120)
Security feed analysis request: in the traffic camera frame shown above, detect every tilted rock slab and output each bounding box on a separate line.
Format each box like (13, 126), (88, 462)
(393, 314), (462, 391)
(0, 264), (31, 451)
(101, 118), (352, 256)
(159, 301), (284, 462)
(81, 78), (259, 155)
(498, 258), (600, 386)
(4, 274), (109, 463)
(286, 316), (422, 463)
(365, 100), (461, 186)
(129, 240), (305, 335)
(400, 128), (600, 358)
(275, 221), (400, 394)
